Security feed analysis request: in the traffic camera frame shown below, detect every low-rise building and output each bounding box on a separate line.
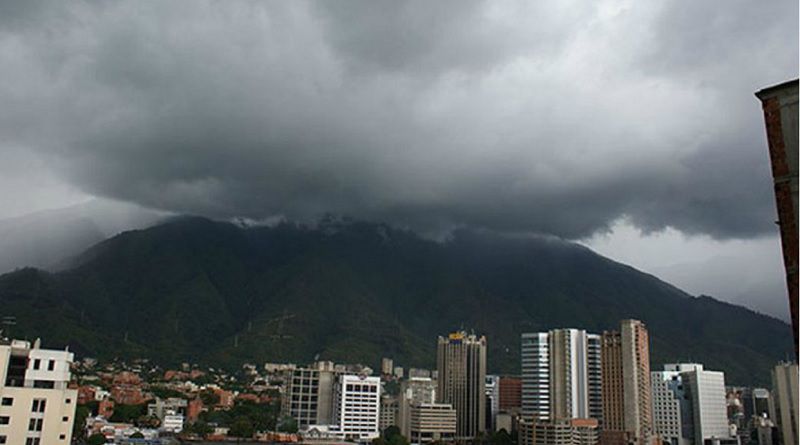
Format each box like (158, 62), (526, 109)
(409, 403), (456, 444)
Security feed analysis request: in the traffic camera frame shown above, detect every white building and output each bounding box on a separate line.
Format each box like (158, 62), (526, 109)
(651, 364), (699, 445)
(333, 374), (381, 441)
(678, 364), (733, 445)
(0, 338), (77, 445)
(521, 329), (602, 422)
(485, 375), (499, 431)
(161, 410), (184, 433)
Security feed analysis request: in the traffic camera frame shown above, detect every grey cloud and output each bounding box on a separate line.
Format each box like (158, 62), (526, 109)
(0, 0), (796, 240)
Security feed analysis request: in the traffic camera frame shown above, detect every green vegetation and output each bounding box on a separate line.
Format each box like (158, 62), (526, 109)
(87, 433), (107, 445)
(109, 404), (147, 424)
(198, 400), (280, 434)
(0, 217), (792, 385)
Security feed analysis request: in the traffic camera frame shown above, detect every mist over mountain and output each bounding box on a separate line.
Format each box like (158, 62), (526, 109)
(0, 217), (791, 385)
(0, 199), (167, 274)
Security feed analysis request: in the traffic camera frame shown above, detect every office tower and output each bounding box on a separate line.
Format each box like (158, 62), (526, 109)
(382, 358), (394, 376)
(681, 365), (733, 445)
(499, 376), (522, 412)
(771, 363), (798, 445)
(409, 403), (457, 444)
(333, 374), (382, 441)
(520, 329), (602, 422)
(486, 375), (500, 431)
(0, 338), (78, 445)
(399, 377), (437, 438)
(756, 79), (799, 358)
(282, 361), (339, 428)
(600, 319), (653, 445)
(437, 331), (487, 439)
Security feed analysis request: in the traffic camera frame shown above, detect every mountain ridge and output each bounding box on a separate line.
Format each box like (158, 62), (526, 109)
(0, 216), (791, 385)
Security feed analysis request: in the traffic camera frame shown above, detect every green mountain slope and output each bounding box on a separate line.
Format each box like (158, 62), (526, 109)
(0, 217), (791, 385)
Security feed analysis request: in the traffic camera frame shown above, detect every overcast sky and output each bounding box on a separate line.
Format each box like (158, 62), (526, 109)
(0, 0), (796, 320)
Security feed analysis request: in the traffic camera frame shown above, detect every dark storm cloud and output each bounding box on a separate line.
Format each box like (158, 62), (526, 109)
(0, 0), (796, 239)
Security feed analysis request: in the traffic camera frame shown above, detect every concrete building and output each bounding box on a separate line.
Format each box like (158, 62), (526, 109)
(0, 338), (77, 445)
(651, 364), (697, 445)
(282, 361), (339, 428)
(161, 410), (184, 433)
(147, 397), (187, 421)
(380, 394), (399, 431)
(520, 418), (599, 445)
(771, 363), (798, 445)
(486, 375), (500, 431)
(756, 79), (799, 358)
(399, 377), (437, 438)
(600, 319), (653, 445)
(499, 376), (522, 412)
(409, 403), (457, 444)
(520, 329), (602, 422)
(333, 374), (381, 441)
(437, 331), (487, 439)
(382, 359), (394, 376)
(681, 366), (733, 445)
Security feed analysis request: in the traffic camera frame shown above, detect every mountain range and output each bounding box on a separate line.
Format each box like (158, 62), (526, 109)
(0, 216), (792, 385)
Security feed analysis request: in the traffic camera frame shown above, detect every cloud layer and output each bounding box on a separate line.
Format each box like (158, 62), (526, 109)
(0, 0), (796, 239)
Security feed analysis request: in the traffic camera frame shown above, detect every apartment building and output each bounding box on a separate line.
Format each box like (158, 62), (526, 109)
(409, 403), (457, 444)
(333, 374), (381, 441)
(0, 339), (77, 445)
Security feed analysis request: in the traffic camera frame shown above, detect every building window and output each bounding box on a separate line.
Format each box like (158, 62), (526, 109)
(33, 381), (54, 389)
(0, 416), (8, 425)
(59, 434), (66, 440)
(31, 399), (46, 413)
(0, 435), (6, 444)
(62, 416), (68, 422)
(48, 361), (55, 371)
(28, 418), (43, 431)
(0, 399), (11, 407)
(33, 359), (41, 370)
(65, 398), (71, 404)
(25, 438), (40, 445)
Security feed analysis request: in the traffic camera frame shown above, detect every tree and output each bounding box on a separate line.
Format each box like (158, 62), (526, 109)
(73, 405), (91, 439)
(383, 425), (409, 445)
(277, 415), (298, 433)
(199, 389), (221, 406)
(188, 420), (214, 438)
(229, 416), (255, 438)
(87, 433), (107, 445)
(490, 429), (513, 445)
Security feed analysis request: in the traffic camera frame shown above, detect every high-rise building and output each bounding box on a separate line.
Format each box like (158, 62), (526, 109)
(437, 331), (487, 439)
(600, 319), (653, 445)
(771, 362), (798, 445)
(499, 376), (522, 413)
(409, 403), (457, 444)
(382, 358), (394, 376)
(398, 377), (437, 438)
(333, 374), (382, 441)
(282, 361), (339, 429)
(652, 363), (733, 445)
(486, 375), (500, 431)
(755, 79), (799, 358)
(520, 329), (602, 422)
(0, 338), (78, 445)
